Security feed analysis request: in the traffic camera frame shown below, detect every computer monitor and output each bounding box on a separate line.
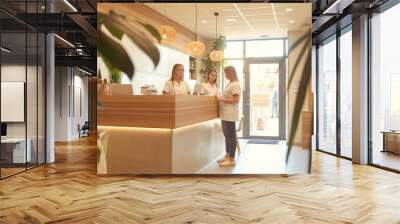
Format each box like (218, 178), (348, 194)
(1, 123), (7, 137)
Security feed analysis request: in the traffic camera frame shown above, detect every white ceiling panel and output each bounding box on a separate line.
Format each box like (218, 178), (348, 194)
(145, 3), (311, 40)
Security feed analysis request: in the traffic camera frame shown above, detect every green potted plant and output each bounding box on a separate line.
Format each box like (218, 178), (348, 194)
(200, 35), (226, 82)
(110, 69), (122, 84)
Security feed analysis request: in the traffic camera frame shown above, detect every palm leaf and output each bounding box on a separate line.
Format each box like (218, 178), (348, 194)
(287, 30), (310, 54)
(286, 44), (312, 164)
(287, 31), (311, 88)
(101, 11), (160, 74)
(138, 21), (162, 42)
(98, 31), (134, 78)
(103, 22), (124, 40)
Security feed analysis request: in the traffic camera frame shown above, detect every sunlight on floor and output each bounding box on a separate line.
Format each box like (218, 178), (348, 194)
(198, 140), (310, 174)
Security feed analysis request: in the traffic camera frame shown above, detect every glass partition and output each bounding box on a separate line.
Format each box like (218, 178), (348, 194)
(317, 36), (337, 154)
(370, 3), (400, 171)
(339, 28), (352, 158)
(1, 31), (28, 177)
(0, 1), (46, 179)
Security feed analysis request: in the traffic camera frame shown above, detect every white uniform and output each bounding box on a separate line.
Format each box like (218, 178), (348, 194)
(200, 82), (220, 96)
(219, 81), (241, 122)
(163, 80), (191, 95)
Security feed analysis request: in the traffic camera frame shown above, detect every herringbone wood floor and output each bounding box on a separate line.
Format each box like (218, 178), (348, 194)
(1, 136), (400, 223)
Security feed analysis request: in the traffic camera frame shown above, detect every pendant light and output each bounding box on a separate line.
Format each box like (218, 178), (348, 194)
(158, 25), (176, 44)
(209, 12), (224, 62)
(158, 8), (177, 44)
(185, 3), (205, 57)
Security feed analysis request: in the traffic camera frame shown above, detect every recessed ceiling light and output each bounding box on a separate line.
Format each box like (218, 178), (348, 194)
(201, 20), (207, 24)
(286, 8), (293, 12)
(289, 20), (295, 23)
(225, 18), (236, 22)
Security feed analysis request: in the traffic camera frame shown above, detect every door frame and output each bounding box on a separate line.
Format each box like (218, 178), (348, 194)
(243, 57), (286, 140)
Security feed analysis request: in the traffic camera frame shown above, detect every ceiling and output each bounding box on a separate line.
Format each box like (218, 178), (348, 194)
(146, 3), (311, 40)
(1, 0), (97, 74)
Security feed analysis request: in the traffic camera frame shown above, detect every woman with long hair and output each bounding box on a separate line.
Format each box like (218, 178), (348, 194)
(200, 68), (220, 96)
(162, 64), (191, 95)
(217, 66), (241, 167)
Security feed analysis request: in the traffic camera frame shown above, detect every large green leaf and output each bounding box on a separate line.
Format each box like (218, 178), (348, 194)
(286, 46), (312, 164)
(287, 32), (311, 88)
(98, 14), (105, 27)
(287, 31), (309, 53)
(98, 31), (134, 78)
(138, 21), (162, 42)
(98, 12), (123, 40)
(102, 11), (160, 71)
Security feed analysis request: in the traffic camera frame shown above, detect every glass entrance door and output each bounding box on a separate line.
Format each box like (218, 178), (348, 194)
(244, 59), (286, 139)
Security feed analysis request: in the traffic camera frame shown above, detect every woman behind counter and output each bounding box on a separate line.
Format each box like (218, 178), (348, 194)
(198, 69), (220, 96)
(217, 66), (241, 167)
(162, 64), (191, 95)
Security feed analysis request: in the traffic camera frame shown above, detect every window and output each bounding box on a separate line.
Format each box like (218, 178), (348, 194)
(224, 41), (243, 58)
(371, 3), (400, 171)
(317, 36), (337, 154)
(390, 74), (400, 129)
(339, 28), (352, 158)
(245, 40), (284, 58)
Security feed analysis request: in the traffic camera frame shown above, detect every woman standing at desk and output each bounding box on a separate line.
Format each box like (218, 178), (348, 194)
(162, 64), (191, 95)
(217, 66), (241, 167)
(199, 69), (220, 96)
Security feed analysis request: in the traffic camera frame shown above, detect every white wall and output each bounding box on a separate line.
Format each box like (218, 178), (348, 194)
(1, 63), (46, 164)
(55, 67), (69, 141)
(1, 65), (29, 138)
(54, 67), (89, 141)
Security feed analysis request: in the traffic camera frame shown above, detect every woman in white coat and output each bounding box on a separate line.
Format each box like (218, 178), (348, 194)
(217, 66), (241, 167)
(200, 69), (220, 96)
(162, 64), (191, 95)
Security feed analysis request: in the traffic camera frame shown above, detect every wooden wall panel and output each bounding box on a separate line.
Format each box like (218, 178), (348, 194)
(174, 96), (218, 128)
(98, 95), (175, 129)
(98, 126), (173, 174)
(97, 95), (219, 129)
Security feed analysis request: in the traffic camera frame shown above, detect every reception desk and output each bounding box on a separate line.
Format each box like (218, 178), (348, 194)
(97, 95), (225, 174)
